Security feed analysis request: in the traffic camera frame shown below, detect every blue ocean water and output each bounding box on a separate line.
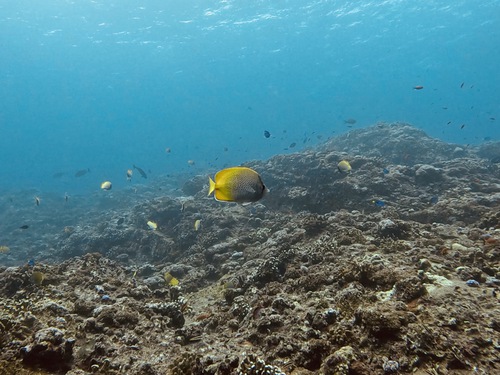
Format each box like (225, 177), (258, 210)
(1, 0), (499, 195)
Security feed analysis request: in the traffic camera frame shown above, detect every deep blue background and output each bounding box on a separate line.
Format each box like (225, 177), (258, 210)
(1, 0), (499, 194)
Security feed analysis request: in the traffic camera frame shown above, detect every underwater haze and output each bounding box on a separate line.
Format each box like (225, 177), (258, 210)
(0, 0), (499, 194)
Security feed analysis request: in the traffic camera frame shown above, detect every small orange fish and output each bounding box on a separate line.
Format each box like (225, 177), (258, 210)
(484, 237), (498, 245)
(195, 313), (213, 321)
(413, 85), (424, 90)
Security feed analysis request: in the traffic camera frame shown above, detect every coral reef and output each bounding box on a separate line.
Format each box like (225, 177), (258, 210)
(1, 123), (499, 374)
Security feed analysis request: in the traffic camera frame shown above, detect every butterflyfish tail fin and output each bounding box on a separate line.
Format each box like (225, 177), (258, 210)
(208, 177), (216, 196)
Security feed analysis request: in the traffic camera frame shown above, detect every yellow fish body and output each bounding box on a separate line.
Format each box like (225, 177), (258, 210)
(101, 181), (112, 190)
(337, 160), (352, 173)
(147, 221), (158, 230)
(194, 219), (201, 231)
(164, 272), (179, 286)
(208, 167), (266, 203)
(32, 271), (45, 286)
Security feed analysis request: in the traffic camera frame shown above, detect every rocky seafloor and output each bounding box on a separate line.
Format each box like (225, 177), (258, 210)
(1, 123), (499, 375)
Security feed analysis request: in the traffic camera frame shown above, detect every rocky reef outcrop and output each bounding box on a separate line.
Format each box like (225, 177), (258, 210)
(0, 123), (499, 374)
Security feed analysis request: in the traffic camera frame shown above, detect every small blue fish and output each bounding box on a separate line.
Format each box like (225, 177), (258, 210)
(466, 279), (480, 287)
(430, 196), (439, 205)
(383, 168), (389, 174)
(28, 259), (35, 267)
(373, 200), (385, 207)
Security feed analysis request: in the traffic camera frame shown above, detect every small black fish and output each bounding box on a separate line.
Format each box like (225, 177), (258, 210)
(75, 168), (90, 177)
(289, 142), (296, 148)
(133, 165), (147, 179)
(490, 117), (496, 121)
(460, 124), (465, 129)
(460, 82), (464, 88)
(344, 118), (357, 125)
(19, 225), (29, 229)
(264, 130), (271, 138)
(447, 121), (452, 125)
